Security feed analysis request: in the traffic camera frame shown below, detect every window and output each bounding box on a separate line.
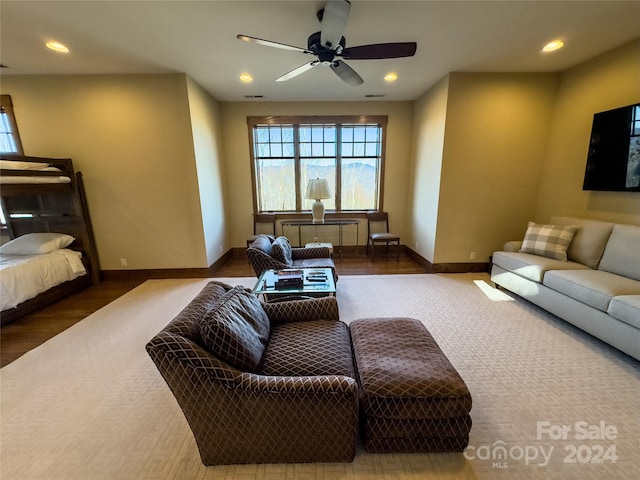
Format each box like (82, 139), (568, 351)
(248, 115), (386, 214)
(0, 95), (24, 155)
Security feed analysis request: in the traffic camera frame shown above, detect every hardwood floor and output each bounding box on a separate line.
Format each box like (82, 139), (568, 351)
(0, 250), (427, 367)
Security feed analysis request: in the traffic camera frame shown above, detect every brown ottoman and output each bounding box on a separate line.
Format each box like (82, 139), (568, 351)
(349, 317), (472, 453)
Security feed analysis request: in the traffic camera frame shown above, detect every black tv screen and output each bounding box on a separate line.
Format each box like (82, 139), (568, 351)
(583, 103), (640, 192)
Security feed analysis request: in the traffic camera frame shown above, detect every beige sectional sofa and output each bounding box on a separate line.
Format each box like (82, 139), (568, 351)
(491, 216), (640, 361)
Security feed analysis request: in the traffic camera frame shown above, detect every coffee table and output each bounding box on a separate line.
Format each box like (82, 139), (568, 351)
(253, 268), (336, 300)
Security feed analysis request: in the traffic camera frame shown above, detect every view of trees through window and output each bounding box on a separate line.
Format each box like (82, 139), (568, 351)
(249, 116), (386, 213)
(0, 95), (23, 155)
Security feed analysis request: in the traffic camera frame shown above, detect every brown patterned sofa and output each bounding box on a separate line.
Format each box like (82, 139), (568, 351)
(146, 281), (358, 466)
(247, 235), (337, 282)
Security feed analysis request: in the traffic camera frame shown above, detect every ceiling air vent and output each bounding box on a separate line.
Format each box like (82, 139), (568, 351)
(244, 95), (264, 99)
(365, 94), (385, 98)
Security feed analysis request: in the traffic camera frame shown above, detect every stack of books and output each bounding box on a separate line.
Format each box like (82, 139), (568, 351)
(275, 269), (304, 290)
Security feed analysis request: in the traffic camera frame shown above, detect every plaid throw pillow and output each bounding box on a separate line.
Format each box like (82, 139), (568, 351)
(519, 221), (578, 261)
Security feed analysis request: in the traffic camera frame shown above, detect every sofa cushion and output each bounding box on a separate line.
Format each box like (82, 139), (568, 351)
(543, 269), (640, 313)
(200, 286), (270, 371)
(250, 235), (273, 256)
(551, 216), (614, 269)
(257, 320), (354, 378)
(598, 224), (640, 281)
(492, 251), (588, 283)
(271, 236), (293, 266)
(519, 221), (577, 261)
(608, 296), (640, 329)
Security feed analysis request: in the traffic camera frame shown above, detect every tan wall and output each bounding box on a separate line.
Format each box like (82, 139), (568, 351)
(0, 74), (217, 270)
(186, 77), (228, 265)
(408, 40), (639, 267)
(536, 39), (640, 225)
(3, 40), (636, 272)
(410, 72), (559, 264)
(436, 72), (560, 264)
(219, 101), (413, 247)
(408, 75), (449, 261)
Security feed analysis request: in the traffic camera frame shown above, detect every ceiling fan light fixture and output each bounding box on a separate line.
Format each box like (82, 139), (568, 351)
(45, 41), (69, 53)
(542, 39), (564, 53)
(384, 72), (398, 82)
(236, 0), (416, 87)
(239, 73), (253, 83)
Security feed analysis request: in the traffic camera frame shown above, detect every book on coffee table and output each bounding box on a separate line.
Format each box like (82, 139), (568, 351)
(275, 269), (304, 289)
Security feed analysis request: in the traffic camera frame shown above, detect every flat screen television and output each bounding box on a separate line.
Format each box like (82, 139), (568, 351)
(583, 102), (640, 192)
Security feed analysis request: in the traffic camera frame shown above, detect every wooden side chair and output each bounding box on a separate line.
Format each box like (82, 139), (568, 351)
(246, 213), (276, 247)
(366, 211), (400, 262)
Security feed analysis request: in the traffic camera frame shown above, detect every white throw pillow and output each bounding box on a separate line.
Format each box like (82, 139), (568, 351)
(519, 222), (577, 261)
(0, 233), (75, 255)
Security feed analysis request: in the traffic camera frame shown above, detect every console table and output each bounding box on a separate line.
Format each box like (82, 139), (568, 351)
(281, 218), (359, 249)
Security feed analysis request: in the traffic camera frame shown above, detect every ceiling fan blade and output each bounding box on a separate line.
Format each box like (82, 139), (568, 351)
(237, 34), (310, 53)
(341, 42), (417, 60)
(330, 60), (363, 86)
(276, 61), (319, 82)
(320, 0), (351, 49)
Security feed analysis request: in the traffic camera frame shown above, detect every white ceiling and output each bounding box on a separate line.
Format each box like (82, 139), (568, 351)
(2, 1), (639, 102)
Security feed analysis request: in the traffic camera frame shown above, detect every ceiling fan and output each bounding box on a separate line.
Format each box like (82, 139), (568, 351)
(237, 0), (417, 86)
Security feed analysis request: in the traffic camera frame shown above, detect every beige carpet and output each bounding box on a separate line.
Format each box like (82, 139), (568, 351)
(1, 274), (638, 480)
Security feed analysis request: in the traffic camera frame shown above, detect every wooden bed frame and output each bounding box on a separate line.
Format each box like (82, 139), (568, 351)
(1, 154), (101, 325)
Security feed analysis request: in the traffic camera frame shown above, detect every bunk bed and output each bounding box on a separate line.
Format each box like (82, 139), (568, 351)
(0, 155), (101, 325)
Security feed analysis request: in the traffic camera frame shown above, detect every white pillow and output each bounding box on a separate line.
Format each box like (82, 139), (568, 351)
(0, 233), (75, 255)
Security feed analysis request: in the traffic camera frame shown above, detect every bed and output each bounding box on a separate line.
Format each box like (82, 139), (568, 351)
(0, 155), (101, 325)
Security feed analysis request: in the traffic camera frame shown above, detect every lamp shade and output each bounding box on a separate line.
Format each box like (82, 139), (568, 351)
(305, 178), (331, 224)
(305, 178), (331, 200)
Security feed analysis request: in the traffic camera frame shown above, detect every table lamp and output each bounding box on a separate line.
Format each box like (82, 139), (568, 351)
(305, 178), (331, 224)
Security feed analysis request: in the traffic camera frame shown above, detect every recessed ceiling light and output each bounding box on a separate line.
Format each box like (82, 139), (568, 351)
(542, 40), (564, 53)
(384, 72), (398, 82)
(45, 41), (69, 53)
(239, 73), (253, 83)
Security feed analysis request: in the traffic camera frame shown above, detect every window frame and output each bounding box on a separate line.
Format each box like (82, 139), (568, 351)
(247, 115), (387, 216)
(0, 95), (24, 155)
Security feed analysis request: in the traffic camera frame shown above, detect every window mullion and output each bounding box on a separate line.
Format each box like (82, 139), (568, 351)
(335, 125), (342, 212)
(294, 124), (302, 212)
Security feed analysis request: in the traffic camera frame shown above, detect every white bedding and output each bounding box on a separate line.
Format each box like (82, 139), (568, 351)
(0, 249), (87, 311)
(0, 176), (71, 184)
(0, 160), (71, 184)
